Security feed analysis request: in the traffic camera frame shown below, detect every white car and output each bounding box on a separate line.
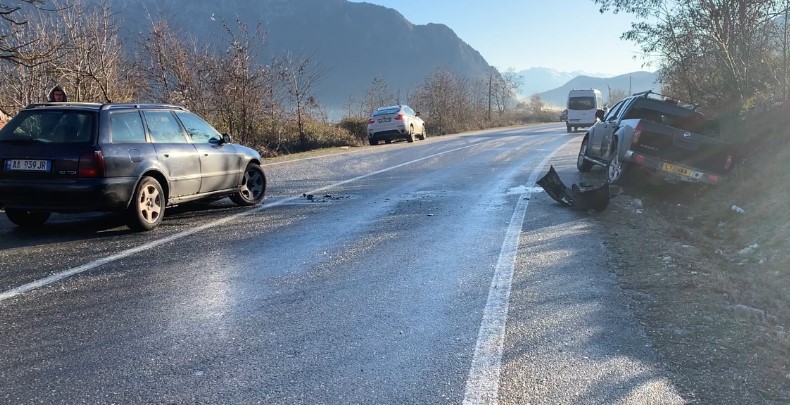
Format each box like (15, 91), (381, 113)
(366, 105), (426, 145)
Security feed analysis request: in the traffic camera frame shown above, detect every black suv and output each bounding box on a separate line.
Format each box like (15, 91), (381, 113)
(0, 103), (266, 231)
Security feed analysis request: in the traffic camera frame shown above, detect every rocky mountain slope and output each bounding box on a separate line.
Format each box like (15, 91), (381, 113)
(106, 0), (494, 115)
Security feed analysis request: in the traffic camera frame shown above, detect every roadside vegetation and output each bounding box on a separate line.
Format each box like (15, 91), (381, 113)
(0, 0), (553, 157)
(593, 0), (790, 400)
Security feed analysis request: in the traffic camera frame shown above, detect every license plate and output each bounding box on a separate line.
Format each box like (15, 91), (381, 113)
(378, 118), (391, 123)
(6, 159), (51, 172)
(661, 162), (691, 177)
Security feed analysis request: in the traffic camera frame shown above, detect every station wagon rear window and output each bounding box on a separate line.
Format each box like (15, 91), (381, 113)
(0, 110), (95, 144)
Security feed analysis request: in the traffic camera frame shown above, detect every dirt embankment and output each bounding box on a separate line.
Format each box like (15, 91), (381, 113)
(593, 119), (790, 403)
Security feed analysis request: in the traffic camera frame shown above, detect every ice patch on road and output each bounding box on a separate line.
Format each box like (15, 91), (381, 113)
(507, 186), (544, 195)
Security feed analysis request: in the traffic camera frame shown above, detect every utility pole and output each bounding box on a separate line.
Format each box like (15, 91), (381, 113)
(487, 72), (492, 121)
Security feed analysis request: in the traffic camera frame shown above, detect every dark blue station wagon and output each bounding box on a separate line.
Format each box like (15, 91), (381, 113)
(0, 103), (266, 231)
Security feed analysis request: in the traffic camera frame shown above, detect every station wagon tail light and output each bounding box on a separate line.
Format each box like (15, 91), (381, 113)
(632, 122), (644, 144)
(394, 114), (404, 121)
(78, 150), (105, 178)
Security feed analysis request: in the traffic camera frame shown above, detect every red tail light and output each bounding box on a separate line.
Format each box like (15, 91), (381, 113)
(632, 122), (644, 144)
(78, 150), (105, 178)
(724, 155), (733, 171)
(394, 114), (404, 121)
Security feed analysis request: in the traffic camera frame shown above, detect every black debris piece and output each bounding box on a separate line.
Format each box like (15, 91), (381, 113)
(536, 165), (610, 212)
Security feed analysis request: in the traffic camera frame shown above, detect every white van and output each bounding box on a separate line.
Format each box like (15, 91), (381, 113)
(566, 89), (603, 132)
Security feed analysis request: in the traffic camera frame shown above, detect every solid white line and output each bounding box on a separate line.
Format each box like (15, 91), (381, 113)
(462, 137), (575, 404)
(0, 142), (488, 302)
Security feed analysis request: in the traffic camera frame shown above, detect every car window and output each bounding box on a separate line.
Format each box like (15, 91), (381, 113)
(0, 110), (93, 143)
(175, 111), (222, 143)
(143, 111), (187, 143)
(604, 101), (625, 121)
(372, 107), (400, 116)
(568, 97), (595, 110)
(404, 106), (415, 115)
(110, 111), (146, 143)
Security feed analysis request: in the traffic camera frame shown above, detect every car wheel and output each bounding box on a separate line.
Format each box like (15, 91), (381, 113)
(5, 209), (50, 227)
(369, 139), (377, 146)
(577, 137), (594, 172)
(419, 127), (427, 140)
(230, 163), (266, 206)
(126, 176), (165, 231)
(606, 144), (625, 184)
(406, 126), (415, 142)
(566, 124), (572, 132)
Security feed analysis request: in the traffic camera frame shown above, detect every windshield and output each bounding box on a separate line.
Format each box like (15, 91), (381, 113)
(0, 110), (94, 143)
(568, 97), (596, 110)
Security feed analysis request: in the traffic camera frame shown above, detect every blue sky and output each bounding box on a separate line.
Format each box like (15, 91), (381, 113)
(350, 0), (654, 76)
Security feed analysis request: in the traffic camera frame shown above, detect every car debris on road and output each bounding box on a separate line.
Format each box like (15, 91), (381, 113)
(536, 165), (611, 212)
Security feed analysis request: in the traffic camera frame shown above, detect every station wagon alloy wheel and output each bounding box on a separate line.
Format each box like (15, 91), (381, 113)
(231, 163), (266, 206)
(127, 176), (164, 231)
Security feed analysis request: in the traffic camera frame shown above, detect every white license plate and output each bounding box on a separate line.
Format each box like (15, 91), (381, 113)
(378, 118), (391, 123)
(6, 159), (51, 172)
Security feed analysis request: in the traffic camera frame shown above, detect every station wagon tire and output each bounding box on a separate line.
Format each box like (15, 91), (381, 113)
(126, 176), (164, 231)
(230, 163), (266, 206)
(577, 138), (594, 172)
(5, 209), (50, 228)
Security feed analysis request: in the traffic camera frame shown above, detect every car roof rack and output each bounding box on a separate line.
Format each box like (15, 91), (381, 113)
(631, 90), (699, 111)
(24, 102), (189, 111)
(101, 103), (187, 111)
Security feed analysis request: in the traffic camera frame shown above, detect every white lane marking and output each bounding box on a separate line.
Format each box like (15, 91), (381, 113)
(463, 137), (575, 404)
(0, 142), (489, 302)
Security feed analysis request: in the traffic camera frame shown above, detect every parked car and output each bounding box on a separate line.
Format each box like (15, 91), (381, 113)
(576, 90), (733, 185)
(0, 102), (266, 231)
(367, 105), (426, 145)
(559, 109), (568, 122)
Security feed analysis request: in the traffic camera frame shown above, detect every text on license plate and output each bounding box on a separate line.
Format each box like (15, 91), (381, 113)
(661, 163), (691, 177)
(378, 118), (391, 123)
(6, 159), (51, 172)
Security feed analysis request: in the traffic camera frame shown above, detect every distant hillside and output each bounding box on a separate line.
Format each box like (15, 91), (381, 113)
(514, 67), (616, 98)
(102, 0), (495, 117)
(535, 71), (661, 107)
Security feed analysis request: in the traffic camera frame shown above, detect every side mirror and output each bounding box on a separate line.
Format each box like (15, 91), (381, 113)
(221, 133), (231, 144)
(415, 112), (421, 117)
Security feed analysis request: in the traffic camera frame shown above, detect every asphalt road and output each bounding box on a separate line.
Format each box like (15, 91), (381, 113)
(0, 124), (684, 404)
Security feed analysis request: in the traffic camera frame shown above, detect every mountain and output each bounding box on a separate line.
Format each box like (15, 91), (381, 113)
(103, 0), (495, 117)
(534, 71), (661, 107)
(514, 67), (616, 98)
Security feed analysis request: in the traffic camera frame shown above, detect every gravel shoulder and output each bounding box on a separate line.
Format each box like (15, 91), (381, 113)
(596, 181), (790, 404)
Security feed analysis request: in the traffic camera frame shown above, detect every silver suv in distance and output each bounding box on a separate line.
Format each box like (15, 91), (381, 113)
(366, 105), (426, 145)
(0, 103), (266, 231)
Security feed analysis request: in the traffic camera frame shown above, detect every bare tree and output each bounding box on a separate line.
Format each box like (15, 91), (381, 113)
(277, 51), (327, 150)
(594, 0), (781, 107)
(363, 76), (394, 114)
(0, 0), (63, 66)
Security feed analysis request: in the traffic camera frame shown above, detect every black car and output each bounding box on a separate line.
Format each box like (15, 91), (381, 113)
(0, 102), (266, 231)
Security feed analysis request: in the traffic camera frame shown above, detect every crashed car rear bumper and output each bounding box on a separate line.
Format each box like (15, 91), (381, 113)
(624, 150), (724, 185)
